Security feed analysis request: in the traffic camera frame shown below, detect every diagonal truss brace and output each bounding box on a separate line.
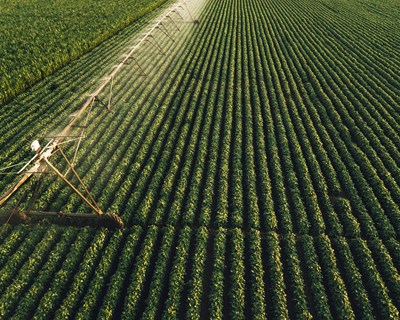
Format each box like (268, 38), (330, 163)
(43, 156), (103, 215)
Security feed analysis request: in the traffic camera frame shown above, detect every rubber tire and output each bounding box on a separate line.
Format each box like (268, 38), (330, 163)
(97, 212), (124, 229)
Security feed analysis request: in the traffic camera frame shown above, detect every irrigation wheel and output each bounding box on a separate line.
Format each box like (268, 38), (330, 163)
(97, 212), (124, 229)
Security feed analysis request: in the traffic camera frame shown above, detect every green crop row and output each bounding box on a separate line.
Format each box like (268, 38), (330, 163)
(0, 0), (170, 107)
(0, 224), (399, 318)
(0, 0), (399, 318)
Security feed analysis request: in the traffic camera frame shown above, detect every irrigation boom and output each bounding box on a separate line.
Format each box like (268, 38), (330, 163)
(0, 1), (198, 228)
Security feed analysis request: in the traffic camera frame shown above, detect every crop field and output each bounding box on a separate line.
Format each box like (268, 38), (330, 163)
(0, 0), (399, 318)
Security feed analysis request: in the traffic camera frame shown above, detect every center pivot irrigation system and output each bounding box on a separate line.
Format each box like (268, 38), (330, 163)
(0, 1), (199, 229)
